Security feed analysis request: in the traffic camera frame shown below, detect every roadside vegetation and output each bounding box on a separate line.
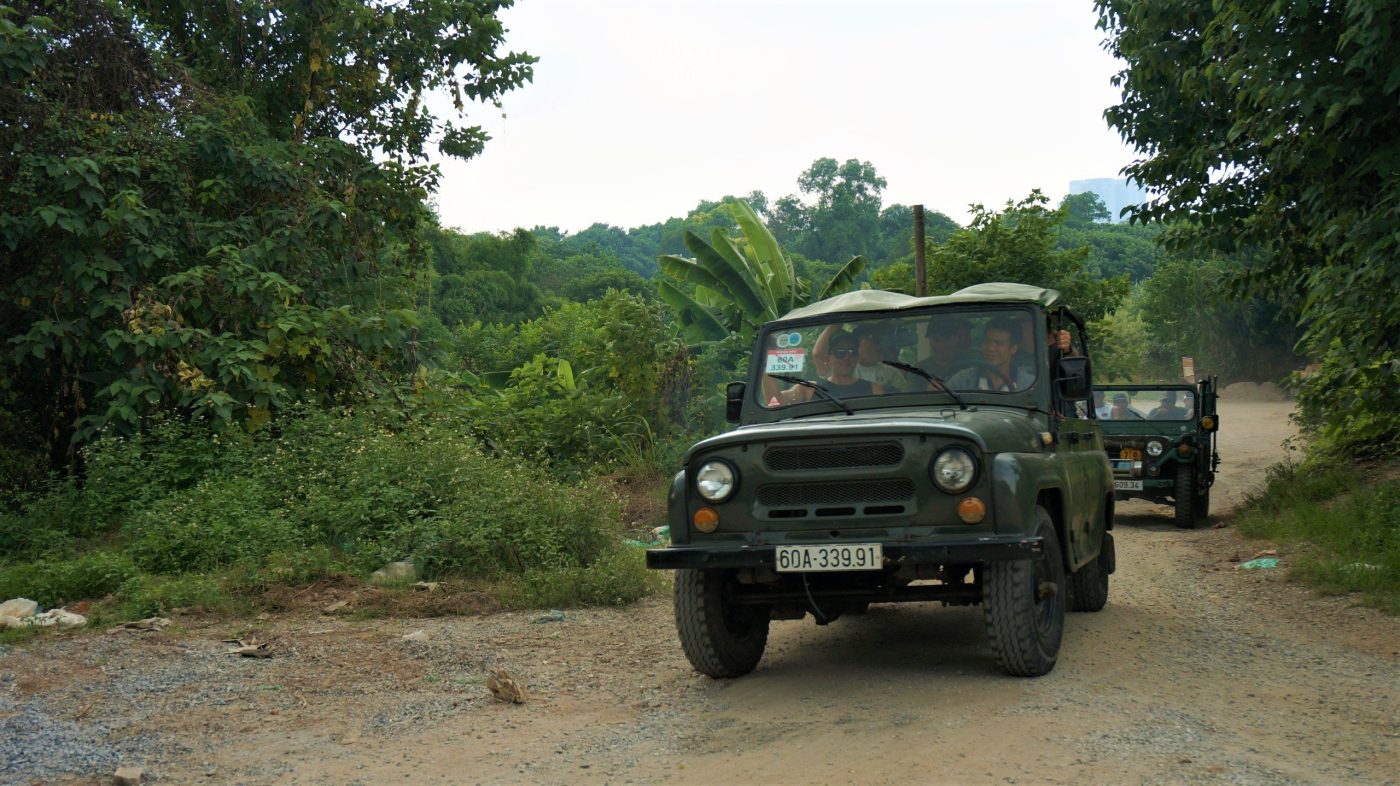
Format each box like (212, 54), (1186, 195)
(1234, 461), (1400, 614)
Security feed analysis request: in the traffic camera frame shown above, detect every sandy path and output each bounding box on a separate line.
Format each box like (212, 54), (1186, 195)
(4, 400), (1397, 786)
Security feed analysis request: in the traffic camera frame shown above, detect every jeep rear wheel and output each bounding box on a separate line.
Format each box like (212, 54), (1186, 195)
(1174, 465), (1198, 529)
(983, 507), (1066, 677)
(1069, 529), (1112, 613)
(674, 569), (769, 678)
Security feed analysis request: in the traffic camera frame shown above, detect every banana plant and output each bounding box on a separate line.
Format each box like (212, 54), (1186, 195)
(657, 201), (865, 344)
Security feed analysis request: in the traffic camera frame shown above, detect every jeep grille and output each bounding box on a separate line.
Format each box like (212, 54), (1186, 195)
(756, 478), (915, 507)
(763, 442), (903, 472)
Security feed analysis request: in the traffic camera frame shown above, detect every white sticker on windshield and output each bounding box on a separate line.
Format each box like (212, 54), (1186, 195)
(766, 349), (806, 374)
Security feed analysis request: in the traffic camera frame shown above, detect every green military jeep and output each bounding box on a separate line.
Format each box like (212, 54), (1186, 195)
(1092, 379), (1220, 528)
(646, 284), (1115, 678)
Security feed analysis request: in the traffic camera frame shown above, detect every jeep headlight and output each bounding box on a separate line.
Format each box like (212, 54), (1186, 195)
(931, 447), (978, 494)
(695, 460), (737, 502)
(1146, 440), (1164, 457)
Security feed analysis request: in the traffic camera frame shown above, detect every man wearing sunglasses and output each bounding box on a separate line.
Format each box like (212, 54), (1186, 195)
(813, 324), (902, 389)
(783, 330), (885, 405)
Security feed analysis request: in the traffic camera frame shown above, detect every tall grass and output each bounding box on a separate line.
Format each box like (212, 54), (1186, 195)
(1236, 461), (1400, 613)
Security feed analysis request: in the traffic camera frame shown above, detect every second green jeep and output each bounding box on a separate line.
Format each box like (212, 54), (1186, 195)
(646, 284), (1115, 678)
(1093, 379), (1220, 528)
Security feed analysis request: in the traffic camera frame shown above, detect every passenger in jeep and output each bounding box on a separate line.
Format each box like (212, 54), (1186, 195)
(781, 331), (884, 404)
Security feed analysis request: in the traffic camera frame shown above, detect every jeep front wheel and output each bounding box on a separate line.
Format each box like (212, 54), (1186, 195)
(673, 569), (769, 678)
(1192, 468), (1211, 521)
(1174, 465), (1198, 529)
(983, 507), (1066, 677)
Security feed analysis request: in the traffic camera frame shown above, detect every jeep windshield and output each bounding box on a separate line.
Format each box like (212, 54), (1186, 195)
(754, 306), (1041, 410)
(1095, 387), (1196, 422)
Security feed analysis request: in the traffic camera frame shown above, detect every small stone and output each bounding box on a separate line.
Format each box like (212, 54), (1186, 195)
(114, 765), (144, 785)
(402, 629), (430, 642)
(370, 560), (418, 585)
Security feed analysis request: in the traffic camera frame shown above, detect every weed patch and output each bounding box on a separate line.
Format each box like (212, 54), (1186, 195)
(1237, 460), (1400, 613)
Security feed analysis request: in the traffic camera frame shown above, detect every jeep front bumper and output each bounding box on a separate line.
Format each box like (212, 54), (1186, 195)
(645, 535), (1044, 571)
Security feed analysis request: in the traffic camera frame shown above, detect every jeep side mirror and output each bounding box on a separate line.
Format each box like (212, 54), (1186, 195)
(725, 382), (746, 423)
(1055, 356), (1091, 401)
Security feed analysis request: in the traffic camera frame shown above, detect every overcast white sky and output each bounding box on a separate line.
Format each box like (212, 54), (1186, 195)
(432, 0), (1137, 234)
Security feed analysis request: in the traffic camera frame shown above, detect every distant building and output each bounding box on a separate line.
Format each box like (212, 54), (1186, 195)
(1068, 178), (1147, 224)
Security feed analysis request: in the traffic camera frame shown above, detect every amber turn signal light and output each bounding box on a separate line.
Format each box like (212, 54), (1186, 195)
(957, 497), (986, 524)
(1201, 415), (1217, 430)
(1177, 442), (1193, 457)
(693, 507), (720, 533)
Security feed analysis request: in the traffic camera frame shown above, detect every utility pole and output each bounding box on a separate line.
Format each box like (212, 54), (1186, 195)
(913, 204), (927, 296)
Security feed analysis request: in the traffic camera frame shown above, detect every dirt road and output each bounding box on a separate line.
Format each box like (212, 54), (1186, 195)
(4, 400), (1398, 785)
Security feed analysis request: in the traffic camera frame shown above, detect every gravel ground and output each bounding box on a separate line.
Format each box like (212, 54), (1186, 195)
(2, 400), (1397, 785)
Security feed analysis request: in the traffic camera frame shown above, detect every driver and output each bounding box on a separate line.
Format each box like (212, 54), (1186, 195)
(948, 317), (1034, 392)
(1108, 392), (1139, 419)
(1149, 391), (1189, 420)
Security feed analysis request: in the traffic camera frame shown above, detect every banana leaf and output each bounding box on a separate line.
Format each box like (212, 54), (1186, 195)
(682, 230), (768, 320)
(656, 280), (729, 343)
(815, 255), (867, 303)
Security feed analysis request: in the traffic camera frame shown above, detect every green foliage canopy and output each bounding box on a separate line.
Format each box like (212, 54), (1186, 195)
(129, 0), (536, 160)
(872, 192), (1129, 323)
(1098, 0), (1400, 454)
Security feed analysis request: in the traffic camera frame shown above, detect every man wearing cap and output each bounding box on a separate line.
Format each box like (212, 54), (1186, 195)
(1108, 392), (1141, 419)
(814, 324), (905, 392)
(783, 330), (884, 404)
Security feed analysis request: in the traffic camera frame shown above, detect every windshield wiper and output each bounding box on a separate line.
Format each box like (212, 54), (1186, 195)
(882, 360), (968, 410)
(767, 374), (854, 416)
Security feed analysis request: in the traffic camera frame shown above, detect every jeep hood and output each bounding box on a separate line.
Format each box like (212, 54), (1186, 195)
(685, 407), (1045, 462)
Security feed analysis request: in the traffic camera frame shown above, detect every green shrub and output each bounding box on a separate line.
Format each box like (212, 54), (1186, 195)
(115, 573), (233, 618)
(497, 547), (664, 608)
(125, 475), (301, 573)
(0, 551), (139, 607)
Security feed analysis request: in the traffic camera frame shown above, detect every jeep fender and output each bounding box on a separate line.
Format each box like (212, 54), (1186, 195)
(990, 452), (1075, 564)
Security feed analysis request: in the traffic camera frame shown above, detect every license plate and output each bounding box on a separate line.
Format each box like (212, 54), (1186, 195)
(775, 543), (883, 573)
(1120, 448), (1142, 460)
(1115, 479), (1144, 491)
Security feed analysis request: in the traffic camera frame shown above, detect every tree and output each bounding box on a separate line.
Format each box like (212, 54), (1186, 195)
(0, 1), (533, 470)
(870, 192), (1128, 322)
(791, 157), (887, 263)
(127, 0), (536, 161)
(1060, 193), (1110, 228)
(1097, 0), (1400, 455)
(656, 202), (865, 344)
(873, 204), (958, 266)
(1135, 258), (1301, 383)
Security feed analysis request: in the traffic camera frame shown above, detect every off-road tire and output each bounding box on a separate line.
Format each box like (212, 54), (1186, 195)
(1069, 528), (1111, 613)
(674, 569), (769, 678)
(983, 507), (1066, 677)
(1174, 465), (1198, 529)
(1192, 468), (1211, 521)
